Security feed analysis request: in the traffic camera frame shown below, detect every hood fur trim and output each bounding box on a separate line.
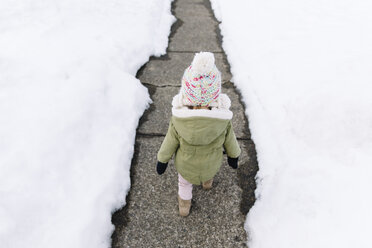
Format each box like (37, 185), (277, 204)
(172, 93), (233, 120)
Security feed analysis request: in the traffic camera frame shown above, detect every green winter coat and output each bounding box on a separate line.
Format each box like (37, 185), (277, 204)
(157, 99), (241, 185)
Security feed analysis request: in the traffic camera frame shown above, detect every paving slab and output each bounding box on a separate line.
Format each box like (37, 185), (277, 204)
(175, 0), (204, 4)
(137, 84), (249, 139)
(138, 52), (232, 86)
(112, 137), (251, 248)
(168, 1), (221, 52)
(168, 20), (221, 52)
(174, 0), (215, 18)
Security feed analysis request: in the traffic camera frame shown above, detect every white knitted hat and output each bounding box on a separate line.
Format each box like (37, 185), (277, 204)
(180, 52), (222, 107)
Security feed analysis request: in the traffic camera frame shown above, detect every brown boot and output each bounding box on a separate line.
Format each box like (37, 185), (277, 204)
(202, 178), (214, 190)
(178, 195), (191, 217)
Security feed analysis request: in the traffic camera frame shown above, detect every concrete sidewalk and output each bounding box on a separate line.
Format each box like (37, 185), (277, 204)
(111, 0), (258, 247)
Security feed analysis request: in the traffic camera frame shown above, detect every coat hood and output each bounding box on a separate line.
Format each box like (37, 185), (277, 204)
(171, 93), (233, 145)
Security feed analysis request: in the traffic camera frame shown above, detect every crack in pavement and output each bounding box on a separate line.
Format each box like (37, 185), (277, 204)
(168, 50), (224, 53)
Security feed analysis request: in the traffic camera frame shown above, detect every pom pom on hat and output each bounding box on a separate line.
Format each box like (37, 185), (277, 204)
(181, 52), (221, 107)
(191, 52), (215, 76)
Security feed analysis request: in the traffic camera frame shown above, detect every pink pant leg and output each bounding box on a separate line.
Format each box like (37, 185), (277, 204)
(178, 173), (193, 200)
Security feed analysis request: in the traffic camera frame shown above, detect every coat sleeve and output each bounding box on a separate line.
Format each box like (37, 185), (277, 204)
(224, 121), (241, 158)
(157, 119), (180, 163)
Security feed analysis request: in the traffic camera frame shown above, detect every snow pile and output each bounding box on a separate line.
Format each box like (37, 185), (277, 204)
(0, 0), (174, 247)
(211, 0), (372, 247)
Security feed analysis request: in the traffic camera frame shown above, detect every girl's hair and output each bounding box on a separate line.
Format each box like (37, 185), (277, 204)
(187, 105), (212, 110)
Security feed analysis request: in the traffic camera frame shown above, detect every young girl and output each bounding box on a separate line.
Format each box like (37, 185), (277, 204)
(156, 52), (241, 217)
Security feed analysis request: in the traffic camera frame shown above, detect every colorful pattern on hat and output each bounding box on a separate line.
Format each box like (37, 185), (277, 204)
(181, 60), (221, 107)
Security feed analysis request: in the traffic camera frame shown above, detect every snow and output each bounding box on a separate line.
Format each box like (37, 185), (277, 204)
(0, 0), (174, 247)
(211, 0), (372, 247)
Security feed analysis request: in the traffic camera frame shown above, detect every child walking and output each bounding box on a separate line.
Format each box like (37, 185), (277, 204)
(156, 52), (241, 217)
